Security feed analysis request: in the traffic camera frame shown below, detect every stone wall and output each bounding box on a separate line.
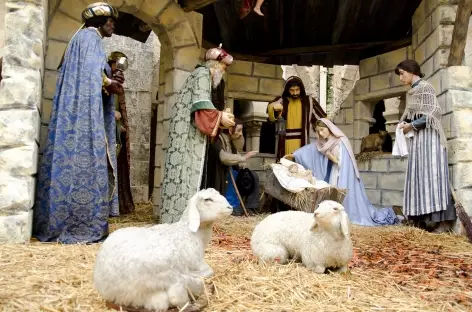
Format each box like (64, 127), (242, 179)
(102, 34), (159, 203)
(0, 0), (47, 243)
(328, 65), (360, 119)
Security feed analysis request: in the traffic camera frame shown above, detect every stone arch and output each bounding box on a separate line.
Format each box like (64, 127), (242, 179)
(43, 0), (203, 216)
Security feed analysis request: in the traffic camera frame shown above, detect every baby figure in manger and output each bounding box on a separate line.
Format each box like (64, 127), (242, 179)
(285, 118), (400, 227)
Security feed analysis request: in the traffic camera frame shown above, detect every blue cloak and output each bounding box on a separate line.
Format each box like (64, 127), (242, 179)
(294, 143), (399, 226)
(33, 28), (119, 244)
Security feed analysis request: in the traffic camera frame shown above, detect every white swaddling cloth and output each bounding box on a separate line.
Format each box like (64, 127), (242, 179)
(271, 158), (331, 193)
(393, 122), (414, 157)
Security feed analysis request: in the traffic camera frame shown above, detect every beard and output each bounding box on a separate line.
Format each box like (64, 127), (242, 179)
(290, 94), (300, 99)
(212, 69), (224, 88)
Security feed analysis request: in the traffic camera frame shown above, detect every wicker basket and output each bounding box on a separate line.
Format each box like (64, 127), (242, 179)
(263, 169), (347, 213)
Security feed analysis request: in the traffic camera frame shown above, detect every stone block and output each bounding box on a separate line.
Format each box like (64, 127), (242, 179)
(128, 110), (151, 145)
(167, 21), (197, 49)
(417, 16), (432, 45)
(378, 173), (405, 191)
(48, 11), (82, 42)
(431, 4), (457, 29)
(333, 110), (345, 124)
(366, 189), (381, 206)
(455, 189), (472, 215)
(276, 66), (284, 79)
(441, 113), (452, 138)
(0, 144), (38, 176)
(0, 109), (39, 147)
(336, 124), (353, 138)
(381, 190), (404, 206)
(414, 41), (426, 64)
(433, 49), (449, 71)
(359, 56), (378, 78)
(422, 57), (434, 79)
(370, 73), (390, 92)
(137, 91), (152, 112)
(353, 121), (369, 139)
(453, 162), (472, 189)
(130, 143), (150, 162)
(165, 69), (190, 95)
(152, 187), (161, 208)
(0, 175), (35, 214)
(370, 159), (388, 172)
(41, 99), (52, 124)
(228, 60), (253, 75)
(0, 210), (33, 243)
(39, 125), (48, 154)
(131, 186), (148, 203)
(451, 109), (472, 136)
(0, 66), (42, 109)
(426, 25), (453, 59)
(389, 158), (408, 172)
(185, 11), (203, 48)
(43, 70), (58, 99)
(360, 172), (377, 189)
(4, 4), (43, 70)
(344, 108), (354, 124)
(253, 63), (276, 78)
(45, 39), (66, 71)
(355, 78), (369, 95)
(155, 145), (163, 167)
(444, 66), (472, 90)
(58, 0), (84, 21)
(447, 89), (472, 110)
(156, 3), (186, 30)
(130, 160), (149, 187)
(259, 78), (284, 96)
(412, 0), (426, 33)
(228, 75), (258, 93)
(448, 138), (472, 163)
(138, 0), (169, 21)
(429, 70), (442, 94)
(378, 48), (408, 73)
(174, 45), (200, 71)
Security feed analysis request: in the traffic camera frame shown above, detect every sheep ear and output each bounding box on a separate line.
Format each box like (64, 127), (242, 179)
(340, 211), (350, 238)
(187, 198), (201, 233)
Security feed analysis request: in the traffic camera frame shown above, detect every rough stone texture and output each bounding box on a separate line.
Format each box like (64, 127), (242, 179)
(102, 33), (160, 203)
(329, 65), (359, 119)
(0, 0), (45, 243)
(282, 65), (321, 102)
(0, 210), (33, 243)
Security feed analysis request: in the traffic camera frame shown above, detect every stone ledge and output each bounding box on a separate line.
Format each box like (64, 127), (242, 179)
(354, 85), (409, 102)
(0, 210), (33, 243)
(0, 65), (42, 110)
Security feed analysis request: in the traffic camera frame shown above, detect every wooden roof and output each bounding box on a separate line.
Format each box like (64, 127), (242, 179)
(191, 0), (421, 66)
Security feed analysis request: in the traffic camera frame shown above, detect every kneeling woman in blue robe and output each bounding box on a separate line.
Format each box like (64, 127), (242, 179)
(33, 3), (124, 243)
(289, 118), (399, 226)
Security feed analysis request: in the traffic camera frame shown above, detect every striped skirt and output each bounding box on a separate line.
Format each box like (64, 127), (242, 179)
(403, 127), (455, 221)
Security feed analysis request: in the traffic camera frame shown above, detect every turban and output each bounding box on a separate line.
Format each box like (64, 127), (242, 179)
(82, 2), (119, 22)
(205, 43), (233, 66)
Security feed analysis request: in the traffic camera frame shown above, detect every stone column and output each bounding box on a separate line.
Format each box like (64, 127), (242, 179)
(244, 120), (263, 152)
(383, 96), (404, 141)
(0, 1), (45, 243)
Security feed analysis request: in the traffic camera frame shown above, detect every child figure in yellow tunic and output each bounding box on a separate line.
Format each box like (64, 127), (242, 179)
(266, 76), (326, 159)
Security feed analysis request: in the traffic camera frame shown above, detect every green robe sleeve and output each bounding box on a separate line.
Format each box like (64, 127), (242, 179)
(191, 67), (216, 113)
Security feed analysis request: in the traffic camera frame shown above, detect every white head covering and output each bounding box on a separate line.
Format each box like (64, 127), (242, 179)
(205, 43), (233, 66)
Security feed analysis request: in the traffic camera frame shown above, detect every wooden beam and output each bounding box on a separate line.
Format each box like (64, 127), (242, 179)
(448, 0), (472, 66)
(257, 37), (412, 57)
(180, 0), (217, 12)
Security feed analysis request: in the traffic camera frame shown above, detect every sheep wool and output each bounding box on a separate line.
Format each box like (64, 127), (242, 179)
(93, 188), (233, 311)
(251, 200), (353, 274)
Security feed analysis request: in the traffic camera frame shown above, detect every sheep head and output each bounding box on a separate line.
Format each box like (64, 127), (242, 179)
(310, 200), (351, 238)
(184, 188), (233, 232)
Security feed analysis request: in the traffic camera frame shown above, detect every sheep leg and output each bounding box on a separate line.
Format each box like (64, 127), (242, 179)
(304, 263), (326, 274)
(335, 265), (349, 274)
(191, 262), (214, 278)
(142, 291), (169, 312)
(167, 283), (190, 308)
(255, 244), (289, 264)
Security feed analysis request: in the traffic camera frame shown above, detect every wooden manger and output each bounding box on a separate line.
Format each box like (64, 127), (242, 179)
(261, 168), (347, 213)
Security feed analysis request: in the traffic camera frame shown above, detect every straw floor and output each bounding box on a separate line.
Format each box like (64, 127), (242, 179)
(1, 204), (471, 312)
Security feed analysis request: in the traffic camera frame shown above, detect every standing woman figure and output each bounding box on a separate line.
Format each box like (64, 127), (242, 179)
(395, 60), (457, 233)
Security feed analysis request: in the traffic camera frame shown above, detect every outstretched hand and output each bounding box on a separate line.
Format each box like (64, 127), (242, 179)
(113, 70), (125, 84)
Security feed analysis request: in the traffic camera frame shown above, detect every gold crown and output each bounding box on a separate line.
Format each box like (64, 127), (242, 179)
(81, 2), (119, 22)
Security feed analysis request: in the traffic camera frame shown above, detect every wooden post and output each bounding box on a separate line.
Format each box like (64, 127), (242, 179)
(448, 0), (472, 66)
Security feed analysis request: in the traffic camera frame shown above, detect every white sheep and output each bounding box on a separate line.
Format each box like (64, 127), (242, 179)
(93, 188), (233, 311)
(250, 200), (353, 274)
